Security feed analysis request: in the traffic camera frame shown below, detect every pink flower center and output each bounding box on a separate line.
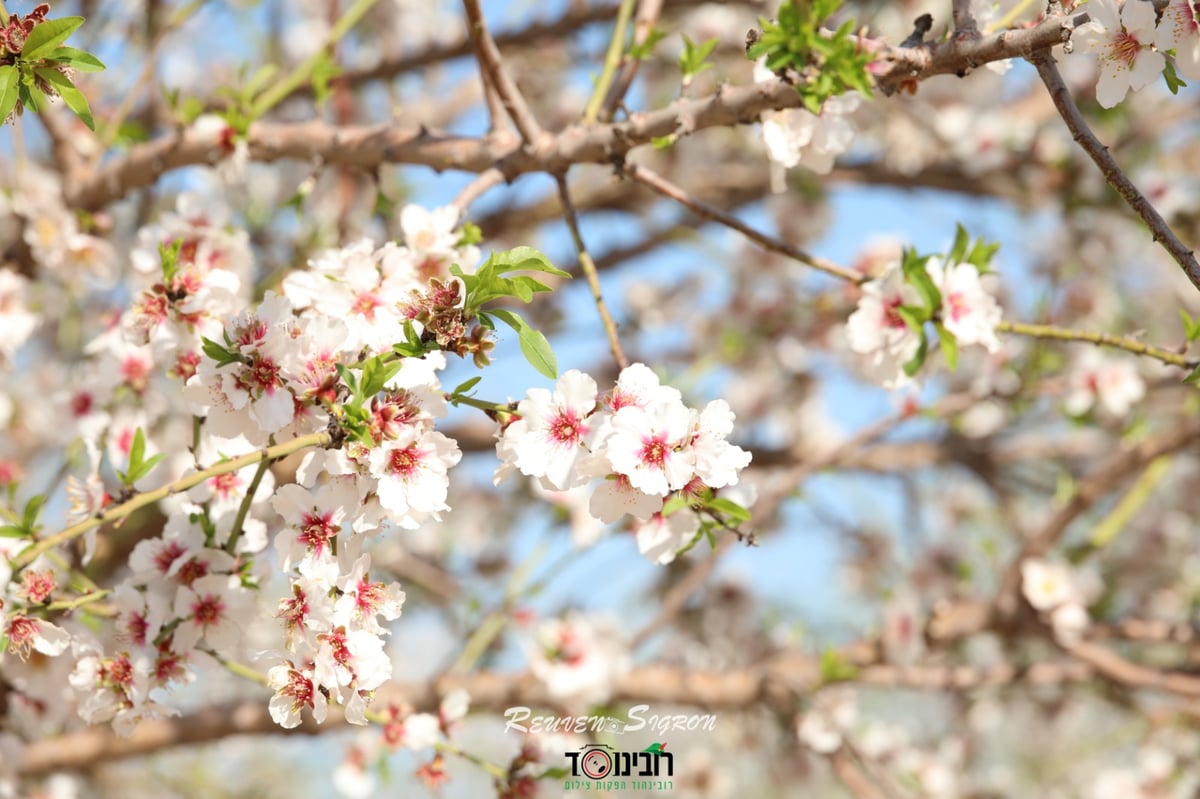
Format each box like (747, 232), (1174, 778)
(125, 612), (149, 647)
(6, 616), (38, 657)
(549, 410), (584, 445)
(355, 579), (387, 615)
(297, 511), (338, 555)
(352, 291), (382, 319)
(191, 593), (225, 628)
(154, 541), (188, 575)
(283, 669), (315, 707)
(883, 296), (907, 329)
(20, 570), (56, 604)
(321, 627), (352, 666)
(945, 291), (968, 323)
(101, 654), (135, 688)
(388, 445), (422, 478)
(70, 391), (93, 417)
(209, 472), (242, 500)
(1110, 31), (1142, 64)
(639, 434), (670, 470)
(176, 557), (209, 587)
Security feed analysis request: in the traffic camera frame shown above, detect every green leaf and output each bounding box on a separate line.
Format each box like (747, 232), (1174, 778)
(0, 525), (28, 539)
(485, 246), (570, 279)
(902, 330), (929, 377)
(37, 68), (94, 129)
(21, 17), (86, 60)
(128, 428), (147, 473)
(127, 452), (167, 484)
(819, 648), (859, 683)
(201, 337), (242, 368)
(359, 355), (403, 398)
(456, 221), (483, 248)
(0, 66), (19, 123)
(708, 497), (752, 524)
(452, 376), (482, 395)
(45, 46), (106, 72)
(935, 322), (959, 371)
(948, 223), (970, 265)
(1164, 58), (1188, 95)
(679, 35), (719, 81)
(896, 305), (925, 331)
(1180, 309), (1200, 342)
(518, 325), (558, 380)
(22, 494), (46, 533)
(19, 82), (50, 114)
(629, 28), (667, 60)
(1184, 364), (1200, 385)
(491, 309), (558, 379)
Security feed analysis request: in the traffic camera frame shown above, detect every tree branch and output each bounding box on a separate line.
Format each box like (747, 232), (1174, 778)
(1030, 49), (1200, 294)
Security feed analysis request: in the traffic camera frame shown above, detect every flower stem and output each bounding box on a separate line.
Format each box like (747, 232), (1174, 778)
(225, 451), (273, 555)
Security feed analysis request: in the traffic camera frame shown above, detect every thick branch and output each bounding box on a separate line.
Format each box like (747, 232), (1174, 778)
(17, 656), (1097, 776)
(1030, 50), (1200, 294)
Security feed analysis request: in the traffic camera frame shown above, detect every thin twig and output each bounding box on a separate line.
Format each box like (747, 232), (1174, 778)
(600, 0), (664, 120)
(11, 431), (333, 571)
(224, 454), (272, 555)
(1031, 50), (1200, 294)
(583, 0), (637, 123)
(620, 161), (864, 283)
(998, 320), (1197, 369)
(993, 417), (1200, 618)
(452, 167), (506, 217)
(461, 0), (544, 145)
(555, 174), (629, 369)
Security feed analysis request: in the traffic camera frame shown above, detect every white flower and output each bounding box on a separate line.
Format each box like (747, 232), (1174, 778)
(1072, 0), (1164, 108)
(526, 613), (630, 706)
(797, 687), (857, 753)
(755, 60), (859, 175)
(846, 264), (923, 389)
(635, 508), (702, 565)
(4, 615), (70, 659)
(688, 400), (752, 490)
(927, 258), (1002, 352)
(172, 573), (253, 653)
(0, 269), (39, 362)
(440, 688), (470, 724)
(395, 712), (441, 750)
(601, 399), (695, 497)
(501, 370), (599, 490)
(267, 664), (327, 729)
(1050, 601), (1090, 645)
(1021, 558), (1081, 612)
(1157, 2), (1200, 80)
(367, 427), (462, 529)
(1063, 349), (1145, 417)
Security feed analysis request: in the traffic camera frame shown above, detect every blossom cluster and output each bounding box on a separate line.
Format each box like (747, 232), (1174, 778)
(0, 174), (761, 745)
(846, 255), (1002, 389)
(495, 364), (753, 564)
(1074, 0), (1200, 108)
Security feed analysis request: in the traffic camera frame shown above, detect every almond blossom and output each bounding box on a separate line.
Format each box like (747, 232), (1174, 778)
(525, 612), (630, 706)
(1157, 1), (1200, 79)
(846, 265), (923, 389)
(1063, 349), (1145, 417)
(1073, 0), (1165, 108)
(504, 369), (599, 490)
(927, 258), (1002, 352)
(755, 61), (859, 176)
